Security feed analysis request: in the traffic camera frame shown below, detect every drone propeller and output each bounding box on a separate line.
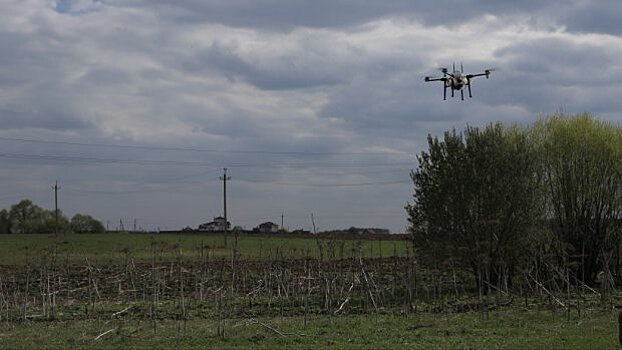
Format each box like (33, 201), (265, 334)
(484, 68), (498, 78)
(435, 67), (454, 78)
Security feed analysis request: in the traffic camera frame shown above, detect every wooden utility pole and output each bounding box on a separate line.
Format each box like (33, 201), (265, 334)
(220, 168), (231, 247)
(53, 181), (60, 236)
(311, 213), (317, 234)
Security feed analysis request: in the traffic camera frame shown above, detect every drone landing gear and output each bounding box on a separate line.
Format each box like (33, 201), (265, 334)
(460, 90), (464, 101)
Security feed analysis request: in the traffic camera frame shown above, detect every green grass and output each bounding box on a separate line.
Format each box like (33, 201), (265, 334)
(0, 232), (410, 265)
(0, 310), (618, 349)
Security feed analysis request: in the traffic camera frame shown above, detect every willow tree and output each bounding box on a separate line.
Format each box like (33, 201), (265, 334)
(407, 123), (540, 285)
(8, 199), (69, 234)
(535, 112), (622, 285)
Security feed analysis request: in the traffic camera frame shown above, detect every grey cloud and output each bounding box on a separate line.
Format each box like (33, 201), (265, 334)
(0, 106), (93, 131)
(79, 67), (133, 86)
(3, 1), (622, 233)
(100, 1), (622, 38)
(453, 36), (622, 120)
(560, 0), (622, 35)
(106, 0), (548, 30)
(185, 41), (347, 90)
(496, 38), (616, 80)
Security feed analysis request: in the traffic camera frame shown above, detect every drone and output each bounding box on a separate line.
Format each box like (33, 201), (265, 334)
(424, 63), (495, 100)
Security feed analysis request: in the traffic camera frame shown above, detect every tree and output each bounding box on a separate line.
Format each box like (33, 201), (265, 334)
(8, 199), (69, 234)
(0, 209), (10, 234)
(9, 199), (40, 234)
(406, 123), (541, 285)
(71, 214), (105, 233)
(535, 112), (622, 285)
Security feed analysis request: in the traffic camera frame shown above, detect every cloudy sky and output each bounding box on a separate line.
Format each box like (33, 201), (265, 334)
(1, 1), (621, 233)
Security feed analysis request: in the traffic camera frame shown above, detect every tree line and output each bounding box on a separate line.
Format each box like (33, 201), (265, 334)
(407, 112), (622, 287)
(0, 199), (105, 234)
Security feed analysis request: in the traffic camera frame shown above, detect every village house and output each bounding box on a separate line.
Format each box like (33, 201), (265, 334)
(198, 216), (230, 232)
(255, 221), (279, 233)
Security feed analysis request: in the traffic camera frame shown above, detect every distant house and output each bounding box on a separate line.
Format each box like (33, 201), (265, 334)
(319, 227), (391, 236)
(256, 221), (279, 233)
(198, 216), (230, 232)
(345, 227), (390, 235)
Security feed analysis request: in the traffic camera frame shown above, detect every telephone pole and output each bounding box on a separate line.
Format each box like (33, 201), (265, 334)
(220, 168), (231, 247)
(53, 181), (60, 236)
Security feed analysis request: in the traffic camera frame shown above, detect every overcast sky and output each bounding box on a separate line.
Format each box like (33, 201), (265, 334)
(1, 1), (622, 233)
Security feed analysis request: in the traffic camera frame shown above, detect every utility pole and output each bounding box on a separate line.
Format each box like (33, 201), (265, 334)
(311, 213), (317, 234)
(281, 211), (285, 232)
(220, 168), (231, 247)
(53, 181), (60, 236)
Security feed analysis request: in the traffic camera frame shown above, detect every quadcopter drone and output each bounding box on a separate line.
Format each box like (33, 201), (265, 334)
(424, 63), (495, 100)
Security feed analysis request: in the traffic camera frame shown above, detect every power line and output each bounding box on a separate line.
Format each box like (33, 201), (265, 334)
(0, 152), (412, 169)
(60, 178), (408, 198)
(236, 179), (410, 187)
(0, 136), (411, 156)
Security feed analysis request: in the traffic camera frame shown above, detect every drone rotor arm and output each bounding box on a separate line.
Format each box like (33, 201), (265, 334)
(424, 76), (446, 82)
(466, 73), (486, 79)
(469, 68), (496, 79)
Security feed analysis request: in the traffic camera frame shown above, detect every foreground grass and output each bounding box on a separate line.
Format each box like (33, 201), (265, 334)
(0, 232), (409, 265)
(0, 309), (617, 349)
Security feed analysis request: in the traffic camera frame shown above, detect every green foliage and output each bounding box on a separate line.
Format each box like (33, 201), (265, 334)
(9, 199), (38, 234)
(0, 208), (10, 233)
(1, 199), (103, 234)
(409, 112), (622, 287)
(407, 123), (541, 281)
(7, 199), (69, 234)
(533, 112), (622, 284)
(71, 213), (105, 233)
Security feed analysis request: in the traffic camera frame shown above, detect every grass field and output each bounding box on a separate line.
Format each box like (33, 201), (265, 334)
(0, 232), (620, 348)
(0, 309), (618, 349)
(0, 232), (410, 265)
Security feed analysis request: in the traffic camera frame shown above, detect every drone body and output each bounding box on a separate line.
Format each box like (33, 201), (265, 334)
(424, 63), (494, 100)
